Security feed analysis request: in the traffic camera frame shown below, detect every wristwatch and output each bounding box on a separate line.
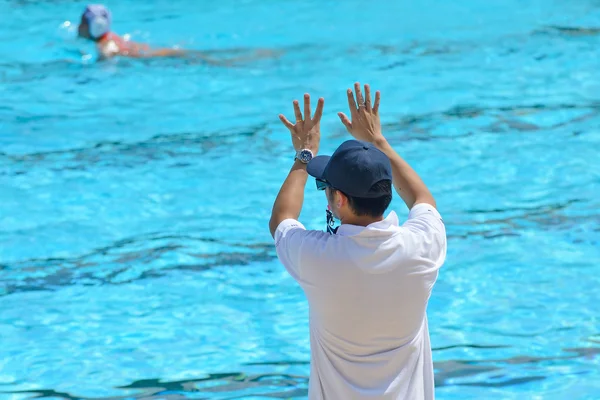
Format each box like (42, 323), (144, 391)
(295, 149), (314, 164)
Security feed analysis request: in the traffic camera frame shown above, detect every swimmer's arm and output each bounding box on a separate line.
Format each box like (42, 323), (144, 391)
(97, 46), (183, 60)
(96, 41), (236, 65)
(128, 48), (224, 65)
(126, 47), (275, 64)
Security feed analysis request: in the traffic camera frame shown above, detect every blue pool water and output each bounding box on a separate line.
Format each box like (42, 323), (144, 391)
(1, 0), (599, 398)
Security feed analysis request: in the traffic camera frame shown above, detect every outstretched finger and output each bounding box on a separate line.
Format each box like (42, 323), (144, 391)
(303, 94), (311, 120)
(337, 112), (352, 132)
(364, 84), (372, 111)
(373, 90), (381, 114)
(346, 89), (358, 113)
(312, 97), (325, 122)
(279, 114), (295, 130)
(354, 82), (365, 107)
(293, 100), (303, 122)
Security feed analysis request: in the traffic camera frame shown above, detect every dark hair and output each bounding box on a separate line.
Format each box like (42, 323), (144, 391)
(332, 180), (393, 218)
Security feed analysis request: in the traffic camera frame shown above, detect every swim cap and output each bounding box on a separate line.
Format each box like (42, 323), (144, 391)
(82, 4), (112, 39)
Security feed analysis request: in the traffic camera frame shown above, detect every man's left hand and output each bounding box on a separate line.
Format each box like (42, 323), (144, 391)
(279, 94), (324, 155)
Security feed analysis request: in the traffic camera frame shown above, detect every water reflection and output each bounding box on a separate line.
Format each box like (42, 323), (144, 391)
(5, 346), (598, 399)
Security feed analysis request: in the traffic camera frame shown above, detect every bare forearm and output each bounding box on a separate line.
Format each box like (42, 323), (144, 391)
(270, 93), (322, 237)
(374, 138), (436, 209)
(269, 161), (308, 237)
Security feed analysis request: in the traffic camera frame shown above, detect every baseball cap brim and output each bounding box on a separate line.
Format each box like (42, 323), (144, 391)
(306, 155), (330, 180)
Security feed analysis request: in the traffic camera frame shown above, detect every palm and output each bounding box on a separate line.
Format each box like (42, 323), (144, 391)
(279, 94), (324, 152)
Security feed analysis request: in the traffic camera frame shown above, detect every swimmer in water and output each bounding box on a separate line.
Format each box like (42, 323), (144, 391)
(77, 4), (277, 64)
(77, 4), (187, 60)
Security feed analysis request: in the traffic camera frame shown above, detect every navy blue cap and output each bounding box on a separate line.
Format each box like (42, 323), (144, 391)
(307, 140), (393, 198)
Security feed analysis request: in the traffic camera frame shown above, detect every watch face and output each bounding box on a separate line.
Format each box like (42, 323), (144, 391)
(299, 149), (313, 163)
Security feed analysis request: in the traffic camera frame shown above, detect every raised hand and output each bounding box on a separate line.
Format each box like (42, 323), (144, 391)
(337, 82), (385, 144)
(279, 94), (324, 154)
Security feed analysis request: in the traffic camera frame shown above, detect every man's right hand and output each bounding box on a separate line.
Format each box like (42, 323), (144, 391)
(279, 94), (324, 156)
(338, 82), (386, 145)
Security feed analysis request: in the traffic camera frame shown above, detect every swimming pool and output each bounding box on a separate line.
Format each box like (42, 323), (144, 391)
(1, 0), (599, 398)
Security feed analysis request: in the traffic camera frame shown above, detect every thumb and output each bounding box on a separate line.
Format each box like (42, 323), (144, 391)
(338, 112), (352, 132)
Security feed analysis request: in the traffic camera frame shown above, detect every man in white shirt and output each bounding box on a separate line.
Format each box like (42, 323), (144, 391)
(269, 83), (447, 399)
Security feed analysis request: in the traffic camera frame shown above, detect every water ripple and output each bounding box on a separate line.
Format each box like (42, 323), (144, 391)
(3, 347), (598, 399)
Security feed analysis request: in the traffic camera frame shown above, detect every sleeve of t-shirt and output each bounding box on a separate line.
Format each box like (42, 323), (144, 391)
(402, 203), (447, 268)
(274, 218), (308, 282)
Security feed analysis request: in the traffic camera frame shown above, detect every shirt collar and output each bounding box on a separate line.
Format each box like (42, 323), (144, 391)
(335, 211), (399, 237)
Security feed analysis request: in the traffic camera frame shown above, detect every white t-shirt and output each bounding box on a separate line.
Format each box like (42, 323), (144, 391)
(274, 203), (447, 399)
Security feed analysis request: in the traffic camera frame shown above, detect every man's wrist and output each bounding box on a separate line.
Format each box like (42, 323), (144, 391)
(294, 146), (318, 165)
(371, 136), (389, 152)
(293, 159), (308, 168)
(296, 142), (318, 153)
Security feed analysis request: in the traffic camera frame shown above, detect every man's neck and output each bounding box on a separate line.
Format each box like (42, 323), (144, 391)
(341, 214), (384, 227)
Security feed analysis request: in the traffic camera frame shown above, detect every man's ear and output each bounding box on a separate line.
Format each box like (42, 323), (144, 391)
(335, 190), (348, 208)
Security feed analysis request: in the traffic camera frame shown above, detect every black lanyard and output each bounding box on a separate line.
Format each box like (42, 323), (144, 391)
(326, 209), (338, 235)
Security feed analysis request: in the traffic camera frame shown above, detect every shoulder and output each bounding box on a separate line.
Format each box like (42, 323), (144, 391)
(400, 203), (447, 267)
(404, 203), (445, 233)
(274, 219), (329, 249)
(273, 219), (332, 283)
(97, 35), (121, 58)
(98, 33), (144, 56)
